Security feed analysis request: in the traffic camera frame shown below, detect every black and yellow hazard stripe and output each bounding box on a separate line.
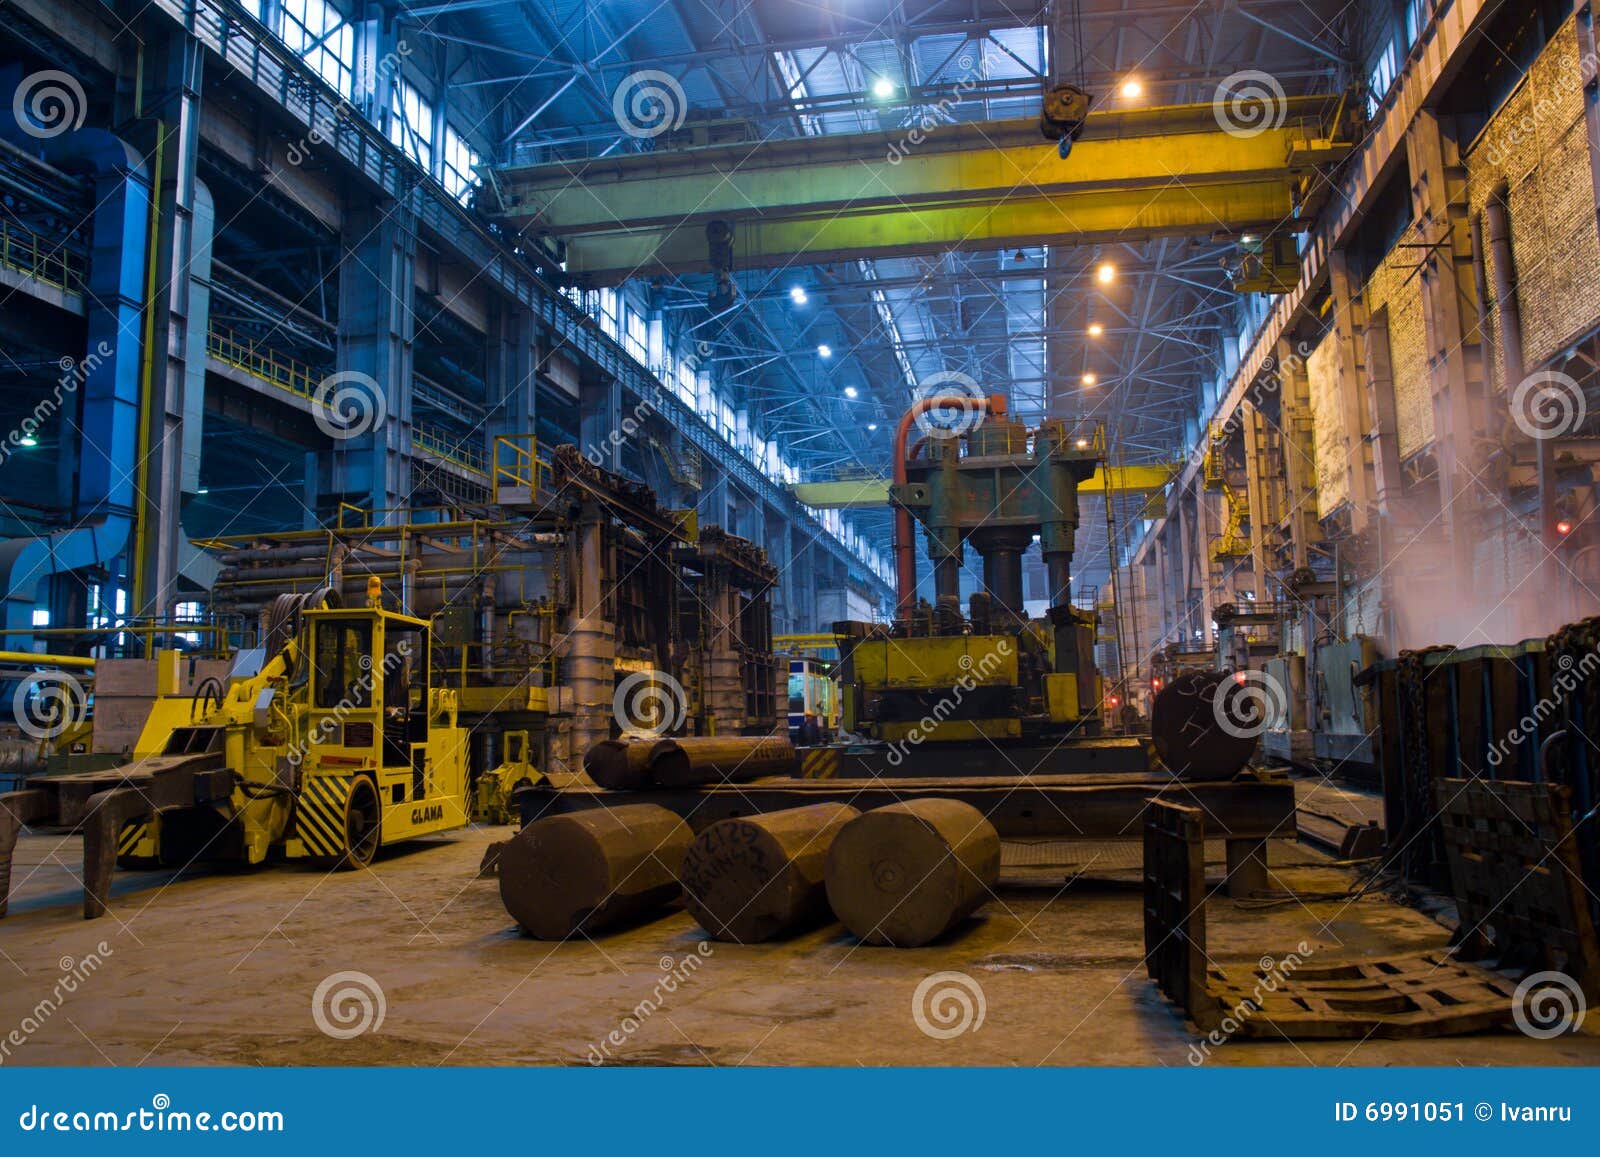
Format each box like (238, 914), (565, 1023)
(800, 748), (838, 779)
(117, 821), (149, 856)
(294, 774), (353, 858)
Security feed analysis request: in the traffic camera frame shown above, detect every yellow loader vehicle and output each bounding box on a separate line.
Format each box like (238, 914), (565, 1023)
(0, 584), (469, 920)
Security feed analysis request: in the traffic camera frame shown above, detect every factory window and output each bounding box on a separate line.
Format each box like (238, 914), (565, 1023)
(599, 289), (619, 339)
(624, 309), (648, 363)
(387, 79), (435, 170)
(1366, 38), (1399, 118)
(30, 608), (48, 627)
(440, 124), (480, 204)
(1403, 0), (1432, 49)
(280, 0), (356, 99)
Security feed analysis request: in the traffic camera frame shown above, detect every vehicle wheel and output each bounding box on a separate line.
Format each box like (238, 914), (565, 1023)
(337, 777), (381, 869)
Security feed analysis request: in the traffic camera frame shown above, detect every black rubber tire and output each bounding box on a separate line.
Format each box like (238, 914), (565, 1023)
(337, 777), (381, 870)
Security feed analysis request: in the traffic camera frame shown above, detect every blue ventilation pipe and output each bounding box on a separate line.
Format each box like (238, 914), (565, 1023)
(0, 129), (150, 644)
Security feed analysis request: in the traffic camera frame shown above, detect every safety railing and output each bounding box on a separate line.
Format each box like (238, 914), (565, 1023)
(493, 433), (551, 495)
(412, 423), (487, 476)
(207, 324), (325, 404)
(0, 219), (87, 294)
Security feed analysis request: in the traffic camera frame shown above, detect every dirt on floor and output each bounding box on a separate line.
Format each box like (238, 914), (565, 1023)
(1, 823), (1597, 1067)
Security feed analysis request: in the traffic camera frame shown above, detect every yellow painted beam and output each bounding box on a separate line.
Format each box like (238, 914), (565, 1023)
(489, 100), (1347, 282)
(792, 463), (1178, 509)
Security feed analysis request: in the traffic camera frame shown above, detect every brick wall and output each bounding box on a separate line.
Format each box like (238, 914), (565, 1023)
(1362, 243), (1432, 458)
(1306, 328), (1348, 517)
(1467, 17), (1600, 386)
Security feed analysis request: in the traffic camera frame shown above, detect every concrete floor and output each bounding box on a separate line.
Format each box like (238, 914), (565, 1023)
(1, 823), (1597, 1067)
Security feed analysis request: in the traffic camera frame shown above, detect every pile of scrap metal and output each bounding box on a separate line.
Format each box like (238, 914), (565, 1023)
(201, 441), (784, 799)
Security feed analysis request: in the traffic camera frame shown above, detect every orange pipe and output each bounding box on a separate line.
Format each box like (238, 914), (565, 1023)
(892, 394), (1006, 616)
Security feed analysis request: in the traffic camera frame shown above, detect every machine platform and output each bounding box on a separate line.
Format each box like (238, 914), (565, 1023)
(797, 736), (1151, 778)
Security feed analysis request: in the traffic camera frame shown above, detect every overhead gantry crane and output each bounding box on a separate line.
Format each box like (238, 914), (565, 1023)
(484, 98), (1355, 282)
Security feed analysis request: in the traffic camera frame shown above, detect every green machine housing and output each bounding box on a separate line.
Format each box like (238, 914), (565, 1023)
(835, 405), (1106, 745)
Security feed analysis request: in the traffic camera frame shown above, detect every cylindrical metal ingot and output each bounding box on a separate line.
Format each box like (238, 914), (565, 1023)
(498, 804), (692, 939)
(681, 803), (860, 943)
(649, 734), (797, 786)
(825, 800), (1000, 947)
(582, 737), (669, 791)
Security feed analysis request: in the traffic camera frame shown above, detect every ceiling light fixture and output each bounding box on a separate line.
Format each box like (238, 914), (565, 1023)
(790, 286), (808, 304)
(1120, 78), (1143, 98)
(1081, 372), (1098, 386)
(817, 344), (832, 359)
(844, 385), (858, 398)
(1087, 322), (1104, 337)
(1096, 263), (1115, 285)
(872, 77), (895, 100)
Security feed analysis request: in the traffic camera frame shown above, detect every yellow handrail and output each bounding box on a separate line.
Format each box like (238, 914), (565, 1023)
(0, 219), (86, 293)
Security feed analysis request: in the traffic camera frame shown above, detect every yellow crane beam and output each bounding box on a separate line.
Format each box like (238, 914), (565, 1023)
(792, 463), (1178, 511)
(488, 99), (1349, 282)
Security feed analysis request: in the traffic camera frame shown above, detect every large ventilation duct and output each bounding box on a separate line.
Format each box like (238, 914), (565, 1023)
(0, 128), (151, 643)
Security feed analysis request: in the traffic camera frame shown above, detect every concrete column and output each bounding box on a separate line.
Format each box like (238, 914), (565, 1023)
(314, 202), (417, 524)
(1327, 249), (1376, 528)
(1240, 405), (1271, 601)
(486, 305), (538, 442)
(1275, 338), (1319, 569)
(131, 31), (212, 620)
(1406, 109), (1490, 575)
